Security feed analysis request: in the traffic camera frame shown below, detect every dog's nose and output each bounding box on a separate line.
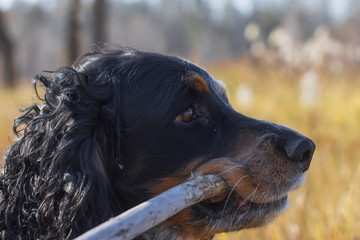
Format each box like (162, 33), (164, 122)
(284, 136), (315, 172)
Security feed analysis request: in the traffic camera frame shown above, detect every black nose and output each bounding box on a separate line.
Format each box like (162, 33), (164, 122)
(284, 136), (315, 172)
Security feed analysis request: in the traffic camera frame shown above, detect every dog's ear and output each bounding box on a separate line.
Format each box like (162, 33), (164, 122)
(0, 67), (123, 238)
(45, 68), (124, 234)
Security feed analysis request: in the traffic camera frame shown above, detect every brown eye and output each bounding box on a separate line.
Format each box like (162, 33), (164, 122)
(176, 107), (197, 123)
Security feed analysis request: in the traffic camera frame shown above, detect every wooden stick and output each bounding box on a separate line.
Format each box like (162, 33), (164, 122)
(75, 175), (228, 240)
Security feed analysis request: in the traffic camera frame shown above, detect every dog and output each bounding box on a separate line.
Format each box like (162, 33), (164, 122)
(0, 48), (315, 240)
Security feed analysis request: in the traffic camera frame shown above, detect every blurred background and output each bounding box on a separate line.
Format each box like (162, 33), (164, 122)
(0, 0), (359, 239)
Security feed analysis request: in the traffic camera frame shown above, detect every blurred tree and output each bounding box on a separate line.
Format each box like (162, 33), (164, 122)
(0, 11), (15, 88)
(250, 7), (283, 42)
(67, 0), (81, 63)
(160, 0), (191, 56)
(336, 0), (360, 45)
(2, 0), (360, 77)
(283, 1), (301, 44)
(93, 0), (107, 46)
(223, 1), (248, 59)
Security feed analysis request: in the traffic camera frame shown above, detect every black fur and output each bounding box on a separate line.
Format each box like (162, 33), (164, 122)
(0, 49), (212, 239)
(0, 48), (315, 240)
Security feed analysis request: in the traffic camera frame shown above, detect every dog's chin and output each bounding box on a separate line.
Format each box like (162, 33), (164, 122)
(192, 191), (289, 233)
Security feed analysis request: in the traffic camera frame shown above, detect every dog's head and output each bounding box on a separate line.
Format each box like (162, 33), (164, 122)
(0, 48), (315, 239)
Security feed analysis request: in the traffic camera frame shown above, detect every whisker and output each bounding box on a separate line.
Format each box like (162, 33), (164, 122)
(215, 164), (245, 177)
(220, 175), (249, 218)
(234, 212), (247, 225)
(258, 169), (271, 207)
(272, 173), (281, 196)
(234, 182), (260, 221)
(258, 185), (270, 210)
(247, 182), (260, 205)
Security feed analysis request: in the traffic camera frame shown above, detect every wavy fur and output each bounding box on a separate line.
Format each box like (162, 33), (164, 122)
(0, 50), (135, 239)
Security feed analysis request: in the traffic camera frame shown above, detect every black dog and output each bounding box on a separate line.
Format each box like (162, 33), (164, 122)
(0, 48), (315, 240)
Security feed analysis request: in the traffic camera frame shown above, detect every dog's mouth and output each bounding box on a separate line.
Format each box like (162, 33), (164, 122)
(190, 158), (306, 229)
(197, 191), (251, 218)
(194, 189), (288, 220)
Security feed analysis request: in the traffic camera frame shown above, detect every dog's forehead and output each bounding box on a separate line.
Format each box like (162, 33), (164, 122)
(184, 72), (209, 92)
(185, 71), (226, 95)
(211, 78), (227, 95)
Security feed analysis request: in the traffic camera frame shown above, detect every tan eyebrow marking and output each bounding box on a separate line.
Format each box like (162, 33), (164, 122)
(184, 72), (209, 92)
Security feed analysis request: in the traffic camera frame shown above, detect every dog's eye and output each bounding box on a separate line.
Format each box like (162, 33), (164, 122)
(176, 107), (197, 123)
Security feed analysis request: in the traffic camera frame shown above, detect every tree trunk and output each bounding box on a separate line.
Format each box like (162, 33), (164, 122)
(93, 0), (107, 47)
(0, 11), (15, 88)
(68, 0), (81, 63)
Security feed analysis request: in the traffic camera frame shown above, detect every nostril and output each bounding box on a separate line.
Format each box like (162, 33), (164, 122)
(284, 137), (315, 172)
(302, 149), (312, 163)
(300, 149), (313, 171)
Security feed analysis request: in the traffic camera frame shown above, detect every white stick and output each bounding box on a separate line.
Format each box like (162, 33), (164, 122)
(75, 174), (228, 240)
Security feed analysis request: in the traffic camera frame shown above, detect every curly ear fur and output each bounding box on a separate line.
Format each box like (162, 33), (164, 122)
(0, 66), (123, 239)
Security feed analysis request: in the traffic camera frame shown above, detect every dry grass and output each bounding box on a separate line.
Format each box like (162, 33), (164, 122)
(207, 61), (360, 240)
(0, 83), (36, 163)
(1, 61), (359, 239)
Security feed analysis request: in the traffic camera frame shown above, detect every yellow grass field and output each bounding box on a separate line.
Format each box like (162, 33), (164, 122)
(1, 61), (359, 239)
